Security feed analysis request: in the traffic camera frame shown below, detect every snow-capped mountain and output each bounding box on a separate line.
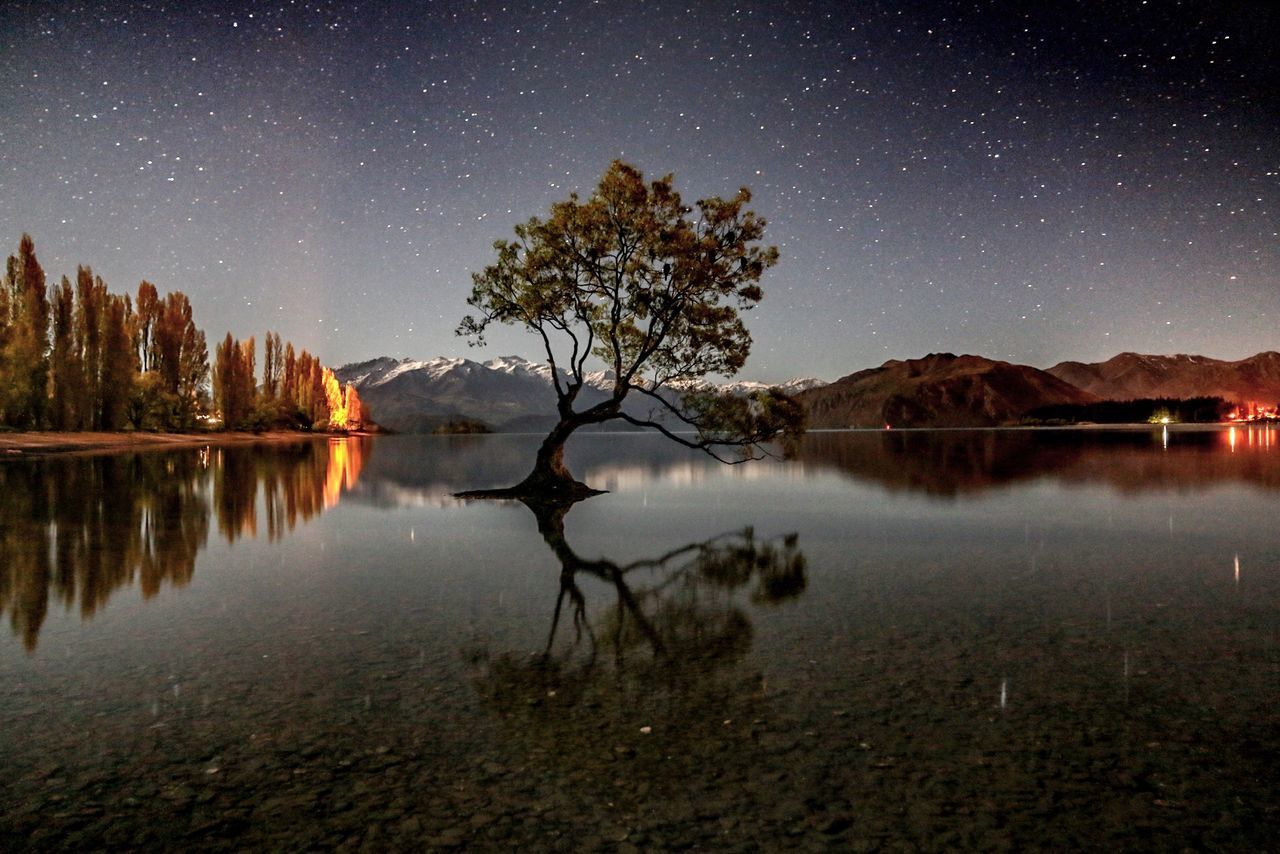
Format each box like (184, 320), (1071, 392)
(706, 376), (828, 397)
(334, 354), (825, 433)
(334, 355), (576, 433)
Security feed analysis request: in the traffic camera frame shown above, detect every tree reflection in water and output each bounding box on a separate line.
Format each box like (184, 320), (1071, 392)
(469, 497), (806, 755)
(0, 438), (369, 650)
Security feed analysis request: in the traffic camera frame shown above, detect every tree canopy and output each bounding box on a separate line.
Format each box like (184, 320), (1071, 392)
(458, 160), (804, 496)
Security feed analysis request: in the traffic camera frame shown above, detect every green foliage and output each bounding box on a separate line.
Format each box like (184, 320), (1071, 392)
(457, 161), (804, 472)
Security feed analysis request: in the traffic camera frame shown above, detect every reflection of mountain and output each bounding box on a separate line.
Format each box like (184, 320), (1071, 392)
(346, 434), (715, 506)
(0, 438), (370, 650)
(797, 426), (1280, 498)
(796, 353), (1096, 428)
(349, 427), (1280, 508)
(469, 498), (806, 753)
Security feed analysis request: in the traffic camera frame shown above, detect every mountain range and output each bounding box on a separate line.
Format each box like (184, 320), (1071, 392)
(337, 351), (1280, 433)
(794, 353), (1096, 429)
(336, 355), (827, 433)
(1045, 351), (1280, 404)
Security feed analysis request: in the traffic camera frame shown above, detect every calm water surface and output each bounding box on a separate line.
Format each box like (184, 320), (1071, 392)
(1, 427), (1277, 850)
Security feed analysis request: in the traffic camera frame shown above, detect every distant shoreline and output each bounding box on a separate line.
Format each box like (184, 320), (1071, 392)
(800, 422), (1253, 433)
(0, 430), (375, 460)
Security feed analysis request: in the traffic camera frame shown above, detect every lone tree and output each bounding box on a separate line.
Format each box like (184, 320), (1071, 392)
(457, 160), (804, 498)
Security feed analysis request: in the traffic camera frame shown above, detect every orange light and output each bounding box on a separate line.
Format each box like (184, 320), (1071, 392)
(322, 438), (367, 508)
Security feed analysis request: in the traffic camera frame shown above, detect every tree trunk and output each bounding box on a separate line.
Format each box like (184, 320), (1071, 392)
(455, 416), (607, 500)
(513, 419), (601, 498)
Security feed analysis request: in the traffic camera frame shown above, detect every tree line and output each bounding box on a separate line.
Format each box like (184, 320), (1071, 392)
(0, 233), (356, 432)
(1022, 397), (1232, 425)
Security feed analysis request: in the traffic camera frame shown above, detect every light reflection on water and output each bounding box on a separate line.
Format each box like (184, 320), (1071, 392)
(0, 426), (1277, 849)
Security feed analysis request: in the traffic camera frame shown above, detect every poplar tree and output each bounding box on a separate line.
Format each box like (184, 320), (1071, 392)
(0, 235), (51, 427)
(262, 331), (282, 401)
(281, 341), (298, 414)
(49, 276), (84, 430)
(135, 281), (160, 373)
(151, 291), (207, 427)
(76, 266), (107, 429)
(214, 333), (240, 429)
(100, 294), (134, 430)
(0, 257), (14, 424)
(213, 333), (257, 430)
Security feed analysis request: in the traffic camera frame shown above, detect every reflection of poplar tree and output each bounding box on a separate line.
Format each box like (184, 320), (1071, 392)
(0, 464), (52, 649)
(136, 453), (209, 597)
(214, 447), (259, 540)
(0, 440), (370, 650)
(0, 452), (212, 650)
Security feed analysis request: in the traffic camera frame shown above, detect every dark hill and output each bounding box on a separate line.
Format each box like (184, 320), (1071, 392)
(1046, 352), (1280, 405)
(795, 353), (1098, 429)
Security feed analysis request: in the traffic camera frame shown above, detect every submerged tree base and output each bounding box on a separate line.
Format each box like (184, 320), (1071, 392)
(455, 441), (607, 502)
(454, 479), (607, 502)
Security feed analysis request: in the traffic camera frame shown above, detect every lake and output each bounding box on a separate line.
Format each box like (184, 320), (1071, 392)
(1, 427), (1277, 850)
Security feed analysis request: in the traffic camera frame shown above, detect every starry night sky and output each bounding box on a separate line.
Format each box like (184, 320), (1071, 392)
(1, 1), (1276, 382)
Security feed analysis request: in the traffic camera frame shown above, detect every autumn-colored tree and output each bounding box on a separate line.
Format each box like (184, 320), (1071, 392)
(0, 235), (51, 427)
(214, 334), (235, 428)
(0, 231), (335, 434)
(48, 275), (85, 429)
(281, 348), (326, 428)
(75, 266), (107, 429)
(295, 350), (330, 428)
(214, 333), (257, 430)
(100, 294), (135, 430)
(135, 280), (160, 373)
(262, 331), (282, 401)
(458, 161), (804, 497)
(150, 291), (208, 428)
(0, 259), (10, 420)
(281, 341), (298, 409)
(240, 335), (256, 423)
